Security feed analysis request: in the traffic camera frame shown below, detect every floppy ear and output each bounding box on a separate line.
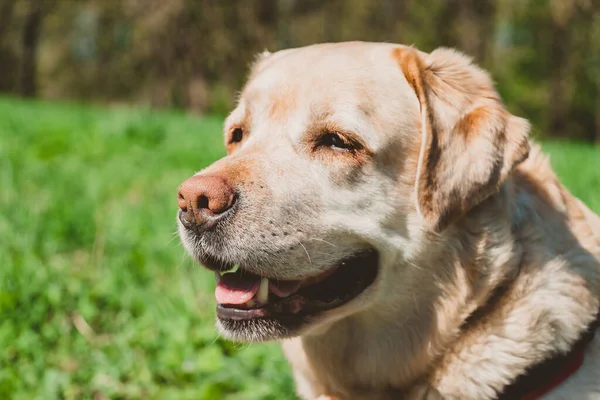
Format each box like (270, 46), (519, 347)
(393, 47), (530, 232)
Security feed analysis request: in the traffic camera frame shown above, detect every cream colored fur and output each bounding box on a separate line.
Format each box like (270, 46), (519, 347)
(179, 42), (600, 399)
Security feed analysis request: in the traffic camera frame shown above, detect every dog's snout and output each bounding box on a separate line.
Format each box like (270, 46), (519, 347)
(178, 175), (236, 229)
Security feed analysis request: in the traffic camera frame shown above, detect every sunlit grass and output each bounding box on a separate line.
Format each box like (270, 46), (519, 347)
(0, 96), (597, 399)
(0, 97), (294, 400)
(542, 141), (600, 212)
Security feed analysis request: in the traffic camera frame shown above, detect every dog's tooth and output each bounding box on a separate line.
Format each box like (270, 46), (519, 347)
(214, 271), (221, 283)
(257, 277), (269, 304)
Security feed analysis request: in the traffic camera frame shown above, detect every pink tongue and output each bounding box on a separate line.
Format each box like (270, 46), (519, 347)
(215, 274), (261, 305)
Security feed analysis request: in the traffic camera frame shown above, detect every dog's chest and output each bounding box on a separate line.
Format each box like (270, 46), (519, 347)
(282, 334), (415, 399)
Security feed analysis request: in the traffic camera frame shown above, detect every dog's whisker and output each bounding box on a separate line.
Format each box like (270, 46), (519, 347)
(167, 232), (181, 245)
(175, 249), (188, 270)
(299, 242), (312, 266)
(306, 238), (338, 248)
(233, 341), (251, 351)
(210, 332), (222, 346)
(406, 260), (425, 272)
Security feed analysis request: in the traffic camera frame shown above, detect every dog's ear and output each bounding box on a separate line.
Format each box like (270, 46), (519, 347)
(393, 47), (530, 232)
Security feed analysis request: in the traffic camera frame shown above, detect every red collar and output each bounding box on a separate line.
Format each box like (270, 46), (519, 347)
(519, 342), (587, 400)
(499, 313), (599, 400)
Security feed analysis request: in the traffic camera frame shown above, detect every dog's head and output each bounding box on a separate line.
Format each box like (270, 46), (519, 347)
(177, 42), (530, 342)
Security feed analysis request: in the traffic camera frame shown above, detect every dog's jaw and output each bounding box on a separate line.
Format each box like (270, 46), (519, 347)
(203, 247), (381, 342)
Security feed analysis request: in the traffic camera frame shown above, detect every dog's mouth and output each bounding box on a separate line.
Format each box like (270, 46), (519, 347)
(202, 250), (379, 322)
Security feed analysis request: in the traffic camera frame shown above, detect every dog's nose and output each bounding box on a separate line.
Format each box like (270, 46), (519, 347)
(178, 175), (236, 229)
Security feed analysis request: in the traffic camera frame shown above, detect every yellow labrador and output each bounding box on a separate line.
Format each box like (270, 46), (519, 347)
(177, 42), (600, 399)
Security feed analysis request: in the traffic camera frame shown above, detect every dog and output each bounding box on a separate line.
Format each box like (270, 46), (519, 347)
(177, 42), (600, 399)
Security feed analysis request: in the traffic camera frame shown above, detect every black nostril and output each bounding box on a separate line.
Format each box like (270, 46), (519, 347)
(177, 189), (188, 211)
(197, 194), (209, 210)
(177, 192), (187, 211)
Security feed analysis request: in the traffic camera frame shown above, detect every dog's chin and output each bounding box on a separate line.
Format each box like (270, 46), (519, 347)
(206, 250), (380, 343)
(216, 313), (314, 342)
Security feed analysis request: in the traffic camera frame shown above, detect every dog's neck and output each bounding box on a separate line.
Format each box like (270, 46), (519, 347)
(421, 176), (600, 398)
(294, 181), (599, 399)
(294, 189), (525, 398)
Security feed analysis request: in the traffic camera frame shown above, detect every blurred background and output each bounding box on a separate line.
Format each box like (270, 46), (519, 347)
(2, 0), (600, 141)
(0, 1), (599, 400)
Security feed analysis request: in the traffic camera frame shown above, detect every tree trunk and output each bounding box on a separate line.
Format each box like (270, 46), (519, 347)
(453, 0), (495, 63)
(0, 0), (17, 93)
(437, 0), (460, 49)
(547, 0), (577, 137)
(20, 1), (43, 97)
(473, 0), (495, 65)
(0, 0), (15, 38)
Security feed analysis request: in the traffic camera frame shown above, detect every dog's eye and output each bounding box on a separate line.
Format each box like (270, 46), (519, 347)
(319, 132), (355, 151)
(230, 127), (244, 143)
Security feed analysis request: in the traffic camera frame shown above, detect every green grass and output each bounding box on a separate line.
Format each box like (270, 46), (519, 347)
(0, 96), (598, 400)
(541, 141), (600, 212)
(0, 97), (294, 400)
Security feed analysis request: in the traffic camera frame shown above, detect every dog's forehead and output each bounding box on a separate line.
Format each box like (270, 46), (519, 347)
(236, 42), (416, 146)
(245, 43), (399, 102)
